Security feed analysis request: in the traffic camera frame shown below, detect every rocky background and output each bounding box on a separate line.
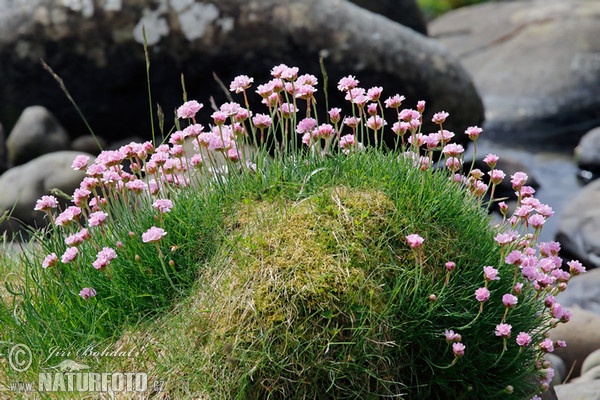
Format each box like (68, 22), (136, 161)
(1, 0), (600, 398)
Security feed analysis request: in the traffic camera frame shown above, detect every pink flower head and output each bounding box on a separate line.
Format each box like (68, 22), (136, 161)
(252, 113), (272, 129)
(317, 124), (335, 139)
(444, 329), (461, 343)
(475, 287), (490, 303)
(279, 103), (297, 118)
(416, 100), (426, 113)
(488, 169), (506, 185)
(297, 117), (317, 134)
(483, 266), (500, 282)
(465, 126), (482, 141)
(55, 206), (82, 227)
(79, 287), (97, 300)
(211, 111), (228, 125)
(516, 332), (532, 347)
(366, 115), (385, 131)
(384, 94), (405, 109)
(495, 323), (512, 338)
(65, 228), (90, 247)
(495, 230), (518, 246)
(229, 75), (254, 93)
(483, 153), (499, 169)
(432, 111), (449, 124)
(445, 261), (456, 272)
(337, 75), (359, 92)
(339, 134), (355, 150)
(125, 179), (148, 193)
(442, 143), (464, 157)
(88, 211), (108, 227)
(142, 226), (167, 243)
(34, 195), (59, 212)
(177, 100), (203, 119)
(406, 234), (424, 249)
(452, 342), (465, 357)
(505, 250), (524, 266)
(61, 247), (79, 264)
(328, 107), (342, 124)
(502, 293), (518, 308)
(71, 155), (90, 171)
(92, 247), (117, 271)
(540, 338), (554, 353)
(152, 199), (173, 214)
(367, 86), (383, 101)
(567, 260), (586, 275)
(42, 253), (59, 269)
(511, 172), (529, 190)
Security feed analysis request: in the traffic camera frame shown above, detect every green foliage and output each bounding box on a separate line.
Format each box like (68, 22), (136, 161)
(418, 0), (489, 19)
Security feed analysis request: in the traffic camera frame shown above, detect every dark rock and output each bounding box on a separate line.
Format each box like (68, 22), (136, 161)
(0, 151), (90, 237)
(556, 179), (600, 269)
(0, 0), (483, 149)
(347, 0), (427, 34)
(6, 106), (70, 166)
(0, 122), (7, 174)
(71, 134), (107, 155)
(429, 0), (600, 149)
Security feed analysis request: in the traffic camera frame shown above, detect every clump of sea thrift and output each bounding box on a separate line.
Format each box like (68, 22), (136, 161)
(24, 62), (582, 399)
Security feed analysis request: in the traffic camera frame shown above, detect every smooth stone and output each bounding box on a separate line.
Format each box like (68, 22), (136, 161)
(581, 348), (600, 376)
(429, 0), (600, 149)
(70, 134), (107, 155)
(545, 353), (567, 386)
(556, 179), (600, 269)
(557, 269), (600, 316)
(555, 380), (600, 400)
(575, 126), (600, 183)
(0, 151), (91, 236)
(6, 106), (70, 166)
(549, 306), (600, 378)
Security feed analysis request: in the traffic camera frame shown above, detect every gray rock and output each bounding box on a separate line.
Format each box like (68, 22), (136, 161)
(545, 353), (567, 386)
(0, 0), (483, 149)
(555, 380), (600, 400)
(556, 179), (600, 269)
(347, 0), (427, 34)
(575, 126), (600, 183)
(550, 307), (600, 379)
(70, 135), (107, 155)
(581, 349), (600, 377)
(0, 151), (90, 236)
(557, 269), (600, 316)
(6, 106), (70, 166)
(429, 0), (600, 149)
(0, 122), (7, 174)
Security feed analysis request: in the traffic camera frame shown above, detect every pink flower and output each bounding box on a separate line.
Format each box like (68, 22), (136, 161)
(511, 172), (528, 190)
(417, 100), (426, 113)
(297, 117), (317, 134)
(513, 282), (524, 295)
(465, 126), (482, 140)
(79, 287), (97, 300)
(366, 115), (385, 130)
(252, 113), (272, 129)
(495, 323), (512, 338)
(540, 338), (554, 353)
(505, 250), (524, 265)
(328, 107), (342, 124)
(125, 179), (148, 193)
(483, 266), (500, 282)
(452, 342), (465, 357)
(317, 124), (335, 139)
(88, 211), (108, 227)
(343, 116), (360, 128)
(384, 94), (405, 109)
(61, 247), (79, 263)
(483, 153), (499, 169)
(34, 195), (59, 212)
(92, 247), (117, 270)
(568, 260), (586, 275)
(555, 340), (567, 348)
(475, 287), (490, 302)
(432, 111), (449, 124)
(42, 253), (59, 268)
(177, 100), (203, 119)
(516, 332), (532, 347)
(56, 206), (82, 227)
(142, 226), (167, 243)
(229, 75), (254, 93)
(494, 231), (518, 246)
(442, 143), (464, 157)
(488, 169), (506, 185)
(71, 155), (90, 171)
(152, 199), (173, 214)
(445, 261), (456, 272)
(444, 329), (461, 343)
(337, 75), (359, 92)
(65, 228), (90, 247)
(406, 234), (424, 249)
(502, 293), (518, 308)
(367, 86), (383, 101)
(340, 134), (355, 150)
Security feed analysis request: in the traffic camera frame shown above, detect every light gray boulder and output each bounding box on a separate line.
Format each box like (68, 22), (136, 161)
(0, 151), (90, 236)
(575, 126), (600, 183)
(429, 0), (600, 148)
(6, 106), (70, 166)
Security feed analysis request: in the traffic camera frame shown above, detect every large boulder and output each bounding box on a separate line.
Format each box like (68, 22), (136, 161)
(0, 0), (483, 147)
(429, 0), (600, 148)
(6, 105), (70, 166)
(556, 179), (600, 269)
(574, 126), (600, 183)
(347, 0), (427, 34)
(0, 151), (90, 237)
